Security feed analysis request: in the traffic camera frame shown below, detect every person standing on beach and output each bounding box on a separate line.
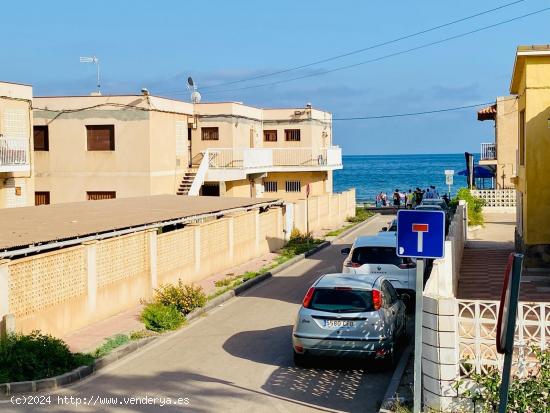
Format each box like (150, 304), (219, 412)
(393, 189), (401, 209)
(406, 189), (413, 209)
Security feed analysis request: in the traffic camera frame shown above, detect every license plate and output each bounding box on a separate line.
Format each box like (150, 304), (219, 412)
(325, 319), (354, 328)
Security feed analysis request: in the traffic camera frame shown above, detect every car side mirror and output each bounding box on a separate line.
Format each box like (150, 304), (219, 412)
(381, 227), (388, 232)
(340, 247), (351, 256)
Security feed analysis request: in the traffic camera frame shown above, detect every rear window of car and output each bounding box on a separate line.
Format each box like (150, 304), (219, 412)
(351, 246), (403, 266)
(309, 288), (374, 313)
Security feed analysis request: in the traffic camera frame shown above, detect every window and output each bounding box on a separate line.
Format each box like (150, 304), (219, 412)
(264, 181), (278, 192)
(351, 247), (403, 267)
(285, 129), (301, 141)
(35, 191), (50, 205)
(87, 191), (116, 201)
(33, 126), (49, 151)
(263, 130), (277, 142)
(86, 125), (115, 151)
(285, 181), (301, 192)
(201, 127), (219, 141)
(308, 288), (374, 313)
(519, 110), (525, 166)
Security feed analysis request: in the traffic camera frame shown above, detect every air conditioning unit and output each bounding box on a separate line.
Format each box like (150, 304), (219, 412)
(187, 116), (197, 129)
(294, 110), (303, 116)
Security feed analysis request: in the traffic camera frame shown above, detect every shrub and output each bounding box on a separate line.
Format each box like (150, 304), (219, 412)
(154, 280), (207, 315)
(0, 331), (93, 382)
(214, 277), (233, 288)
(129, 329), (158, 340)
(454, 188), (485, 226)
(282, 230), (321, 257)
(94, 334), (130, 358)
(455, 347), (550, 413)
(140, 303), (185, 332)
(347, 207), (374, 223)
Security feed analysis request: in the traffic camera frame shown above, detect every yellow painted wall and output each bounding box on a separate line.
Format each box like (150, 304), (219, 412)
(262, 171), (328, 201)
(511, 54), (550, 249)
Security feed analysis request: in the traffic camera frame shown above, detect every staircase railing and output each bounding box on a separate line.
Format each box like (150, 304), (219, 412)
(188, 150), (211, 196)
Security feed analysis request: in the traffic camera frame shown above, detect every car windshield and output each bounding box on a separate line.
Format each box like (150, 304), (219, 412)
(351, 246), (403, 266)
(309, 288), (374, 313)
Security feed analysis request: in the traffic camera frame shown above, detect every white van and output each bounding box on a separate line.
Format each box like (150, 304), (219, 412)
(341, 235), (416, 304)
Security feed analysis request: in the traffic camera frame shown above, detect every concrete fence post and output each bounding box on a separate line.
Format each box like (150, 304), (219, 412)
(83, 241), (98, 313)
(148, 230), (158, 290)
(0, 260), (9, 318)
(0, 260), (11, 337)
(255, 209), (260, 254)
(194, 225), (201, 275)
(228, 216), (234, 261)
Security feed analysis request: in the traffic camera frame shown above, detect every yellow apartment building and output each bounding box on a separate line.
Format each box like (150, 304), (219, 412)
(32, 94), (342, 204)
(477, 96), (518, 189)
(0, 81), (34, 208)
(510, 45), (550, 267)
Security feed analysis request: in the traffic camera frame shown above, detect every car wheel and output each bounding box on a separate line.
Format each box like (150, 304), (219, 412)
(293, 351), (310, 367)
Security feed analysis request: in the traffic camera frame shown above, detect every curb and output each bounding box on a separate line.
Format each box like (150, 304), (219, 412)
(0, 336), (156, 396)
(1, 214), (381, 397)
(378, 343), (413, 413)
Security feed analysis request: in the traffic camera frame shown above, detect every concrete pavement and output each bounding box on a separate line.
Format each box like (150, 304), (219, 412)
(4, 215), (395, 413)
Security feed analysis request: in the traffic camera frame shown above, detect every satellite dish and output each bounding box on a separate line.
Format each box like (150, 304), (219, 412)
(187, 77), (195, 89)
(191, 91), (202, 104)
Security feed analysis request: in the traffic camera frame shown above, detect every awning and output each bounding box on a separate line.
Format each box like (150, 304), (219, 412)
(477, 104), (497, 121)
(458, 165), (495, 179)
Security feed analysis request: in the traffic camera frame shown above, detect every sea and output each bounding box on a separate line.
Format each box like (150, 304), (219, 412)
(333, 153), (472, 203)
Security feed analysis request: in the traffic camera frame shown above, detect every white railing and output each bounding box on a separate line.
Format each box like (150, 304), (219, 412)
(457, 299), (550, 377)
(480, 142), (496, 161)
(205, 146), (342, 169)
(471, 189), (516, 207)
(0, 137), (29, 170)
(188, 150), (211, 196)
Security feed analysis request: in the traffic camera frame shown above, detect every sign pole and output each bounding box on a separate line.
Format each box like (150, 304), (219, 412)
(413, 258), (424, 413)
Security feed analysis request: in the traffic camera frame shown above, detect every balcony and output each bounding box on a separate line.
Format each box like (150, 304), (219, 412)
(480, 143), (497, 162)
(200, 146), (342, 181)
(0, 137), (30, 174)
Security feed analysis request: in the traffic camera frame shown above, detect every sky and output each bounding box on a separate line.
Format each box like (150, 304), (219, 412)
(1, 0), (549, 155)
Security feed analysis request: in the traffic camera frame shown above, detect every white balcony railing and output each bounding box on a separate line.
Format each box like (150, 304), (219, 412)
(480, 142), (496, 160)
(206, 147), (342, 170)
(0, 137), (30, 172)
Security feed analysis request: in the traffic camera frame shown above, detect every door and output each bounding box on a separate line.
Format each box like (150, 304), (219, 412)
(188, 127), (192, 167)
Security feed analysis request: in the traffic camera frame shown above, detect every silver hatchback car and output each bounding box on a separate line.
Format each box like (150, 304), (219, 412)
(292, 273), (406, 367)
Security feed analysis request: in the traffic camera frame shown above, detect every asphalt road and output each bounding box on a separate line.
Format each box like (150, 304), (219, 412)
(4, 215), (399, 413)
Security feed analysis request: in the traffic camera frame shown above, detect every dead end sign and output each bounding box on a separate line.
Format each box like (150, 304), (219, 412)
(397, 210), (445, 259)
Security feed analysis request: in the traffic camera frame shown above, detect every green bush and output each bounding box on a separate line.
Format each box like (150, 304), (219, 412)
(454, 188), (485, 226)
(282, 230), (321, 257)
(140, 303), (185, 332)
(93, 334), (130, 358)
(0, 331), (93, 382)
(455, 347), (550, 412)
(154, 280), (207, 315)
(214, 277), (233, 288)
(347, 207), (374, 223)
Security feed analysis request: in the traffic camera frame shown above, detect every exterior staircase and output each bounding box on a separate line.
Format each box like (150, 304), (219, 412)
(177, 170), (197, 195)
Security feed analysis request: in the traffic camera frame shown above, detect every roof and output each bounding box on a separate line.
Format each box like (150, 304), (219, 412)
(477, 103), (497, 121)
(0, 195), (280, 252)
(511, 45), (550, 93)
(315, 273), (378, 290)
(353, 235), (397, 248)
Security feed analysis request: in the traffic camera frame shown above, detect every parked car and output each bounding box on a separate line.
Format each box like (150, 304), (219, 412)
(415, 204), (451, 234)
(341, 235), (416, 304)
(380, 219), (397, 232)
(420, 199), (449, 211)
(292, 273), (406, 367)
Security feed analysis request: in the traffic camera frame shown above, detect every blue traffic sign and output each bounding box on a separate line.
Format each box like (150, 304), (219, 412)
(396, 210), (445, 259)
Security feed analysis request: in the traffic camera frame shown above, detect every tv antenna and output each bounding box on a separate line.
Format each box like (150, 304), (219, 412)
(187, 76), (201, 103)
(80, 56), (101, 95)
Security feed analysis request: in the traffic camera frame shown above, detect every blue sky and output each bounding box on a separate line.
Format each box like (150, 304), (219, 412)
(1, 0), (549, 154)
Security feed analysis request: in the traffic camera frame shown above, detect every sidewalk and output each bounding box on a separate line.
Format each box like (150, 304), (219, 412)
(457, 212), (550, 302)
(64, 250), (280, 353)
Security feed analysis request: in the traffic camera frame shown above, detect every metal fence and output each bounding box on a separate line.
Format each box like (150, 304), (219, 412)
(457, 299), (550, 377)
